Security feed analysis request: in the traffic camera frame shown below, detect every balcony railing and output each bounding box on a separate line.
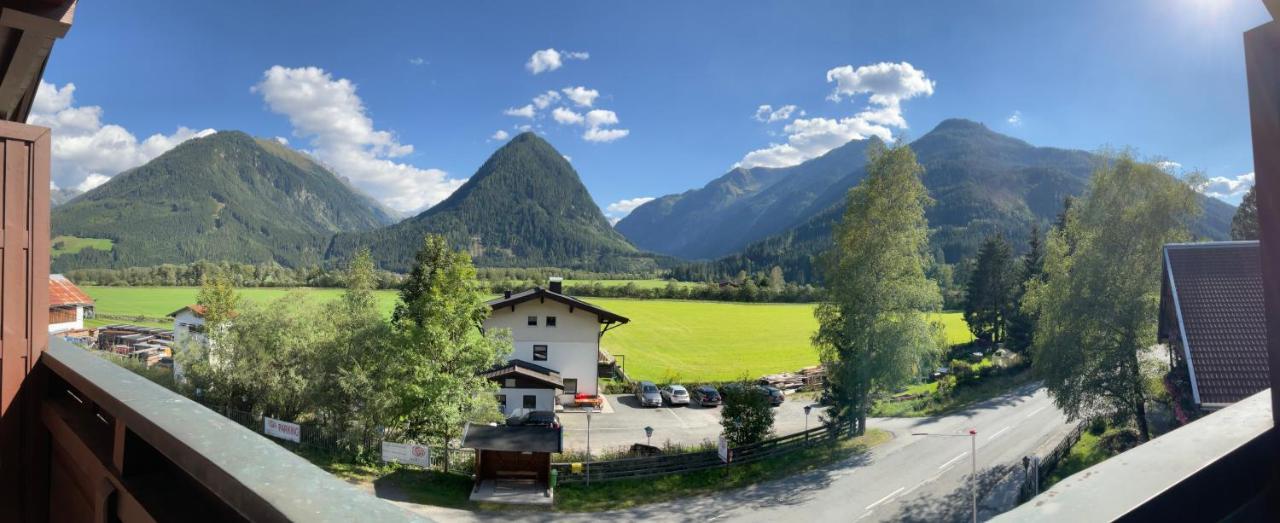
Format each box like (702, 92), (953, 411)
(995, 389), (1277, 521)
(36, 338), (426, 522)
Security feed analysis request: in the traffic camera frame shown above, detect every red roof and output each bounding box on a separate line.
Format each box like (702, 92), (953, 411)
(168, 304), (208, 318)
(49, 274), (93, 307)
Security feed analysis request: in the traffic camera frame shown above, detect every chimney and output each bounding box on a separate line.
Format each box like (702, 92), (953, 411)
(504, 290), (512, 299)
(548, 276), (563, 294)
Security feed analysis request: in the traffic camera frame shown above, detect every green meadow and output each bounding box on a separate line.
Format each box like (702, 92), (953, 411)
(82, 286), (972, 382)
(52, 235), (114, 258)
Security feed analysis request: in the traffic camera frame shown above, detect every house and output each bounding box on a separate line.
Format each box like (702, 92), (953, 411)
(168, 304), (209, 346)
(461, 422), (562, 505)
(48, 274), (94, 334)
(1158, 241), (1269, 411)
(483, 277), (629, 413)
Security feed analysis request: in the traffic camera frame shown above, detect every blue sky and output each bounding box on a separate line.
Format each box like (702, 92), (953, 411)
(35, 0), (1270, 217)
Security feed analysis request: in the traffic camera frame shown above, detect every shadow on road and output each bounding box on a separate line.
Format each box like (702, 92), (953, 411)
(906, 381), (1044, 429)
(885, 464), (1016, 522)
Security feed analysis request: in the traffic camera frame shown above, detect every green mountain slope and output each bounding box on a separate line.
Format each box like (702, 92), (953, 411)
(51, 131), (397, 270)
(659, 119), (1236, 282)
(328, 132), (656, 272)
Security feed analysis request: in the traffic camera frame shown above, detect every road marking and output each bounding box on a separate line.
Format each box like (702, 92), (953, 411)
(938, 452), (967, 470)
(858, 511), (875, 520)
(1025, 406), (1047, 419)
(987, 426), (1012, 442)
(663, 407), (690, 429)
(865, 486), (905, 511)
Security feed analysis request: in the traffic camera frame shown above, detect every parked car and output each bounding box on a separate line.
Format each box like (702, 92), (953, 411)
(635, 381), (663, 407)
(506, 410), (561, 429)
(759, 385), (785, 407)
(661, 384), (690, 406)
(691, 385), (722, 407)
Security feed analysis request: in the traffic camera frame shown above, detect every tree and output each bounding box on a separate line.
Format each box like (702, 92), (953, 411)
(195, 272), (240, 335)
(768, 266), (785, 293)
(1006, 225), (1045, 352)
(1231, 185), (1259, 240)
(963, 235), (1016, 343)
(386, 235), (511, 470)
(720, 384), (775, 446)
(1024, 153), (1200, 441)
(812, 143), (944, 435)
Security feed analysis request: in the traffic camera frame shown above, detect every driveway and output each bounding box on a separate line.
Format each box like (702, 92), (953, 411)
(559, 392), (825, 455)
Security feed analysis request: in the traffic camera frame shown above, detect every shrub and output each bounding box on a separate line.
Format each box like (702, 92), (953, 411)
(1098, 429), (1141, 454)
(720, 384), (775, 446)
(1088, 417), (1107, 436)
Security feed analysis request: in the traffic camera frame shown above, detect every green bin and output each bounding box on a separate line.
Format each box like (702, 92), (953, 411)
(549, 468), (558, 489)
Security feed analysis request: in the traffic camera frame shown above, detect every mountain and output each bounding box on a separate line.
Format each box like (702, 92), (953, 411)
(50, 187), (82, 207)
(634, 119), (1236, 281)
(327, 132), (658, 273)
(51, 131), (398, 270)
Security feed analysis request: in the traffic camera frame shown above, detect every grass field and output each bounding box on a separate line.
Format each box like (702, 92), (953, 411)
(562, 279), (700, 290)
(52, 235), (113, 258)
(81, 286), (973, 382)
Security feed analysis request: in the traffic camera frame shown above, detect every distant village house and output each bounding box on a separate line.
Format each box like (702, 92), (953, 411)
(48, 274), (94, 334)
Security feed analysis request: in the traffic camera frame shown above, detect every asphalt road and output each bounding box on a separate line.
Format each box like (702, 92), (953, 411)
(391, 382), (1075, 522)
(559, 393), (823, 454)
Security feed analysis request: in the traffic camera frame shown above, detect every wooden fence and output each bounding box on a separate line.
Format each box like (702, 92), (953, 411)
(552, 423), (852, 483)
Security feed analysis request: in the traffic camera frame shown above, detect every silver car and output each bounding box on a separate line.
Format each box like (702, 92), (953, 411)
(635, 381), (663, 407)
(661, 384), (690, 406)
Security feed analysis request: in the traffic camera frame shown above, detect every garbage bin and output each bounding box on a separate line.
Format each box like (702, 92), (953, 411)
(550, 468), (559, 490)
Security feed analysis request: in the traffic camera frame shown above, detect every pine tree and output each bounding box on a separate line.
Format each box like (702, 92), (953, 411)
(963, 235), (1016, 343)
(1231, 185), (1259, 241)
(1006, 225), (1045, 352)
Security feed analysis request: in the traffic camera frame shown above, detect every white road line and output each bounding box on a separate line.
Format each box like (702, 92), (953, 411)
(865, 486), (905, 511)
(1024, 406), (1047, 419)
(858, 511), (875, 520)
(986, 426), (1012, 442)
(938, 452), (967, 470)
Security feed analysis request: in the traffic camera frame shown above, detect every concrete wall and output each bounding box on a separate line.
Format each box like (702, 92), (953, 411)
(498, 387), (557, 416)
(485, 298), (601, 395)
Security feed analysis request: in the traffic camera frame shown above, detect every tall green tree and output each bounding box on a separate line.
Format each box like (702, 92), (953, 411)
(386, 235), (510, 470)
(195, 272), (240, 334)
(1231, 185), (1259, 240)
(963, 235), (1017, 343)
(813, 143), (944, 435)
(1025, 153), (1200, 441)
(1006, 225), (1045, 352)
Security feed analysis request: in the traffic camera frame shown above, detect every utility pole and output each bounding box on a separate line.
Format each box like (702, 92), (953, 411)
(970, 428), (978, 523)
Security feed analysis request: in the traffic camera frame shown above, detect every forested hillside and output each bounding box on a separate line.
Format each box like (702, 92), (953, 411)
(51, 131), (397, 271)
(327, 132), (662, 273)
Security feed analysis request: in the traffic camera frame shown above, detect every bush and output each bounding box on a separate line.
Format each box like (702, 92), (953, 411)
(1088, 417), (1107, 436)
(720, 384), (775, 446)
(1097, 429), (1141, 454)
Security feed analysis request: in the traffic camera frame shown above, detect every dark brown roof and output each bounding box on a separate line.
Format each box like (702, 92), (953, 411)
(49, 274), (92, 307)
(480, 359), (563, 389)
(461, 423), (562, 453)
(486, 287), (629, 324)
(1162, 241), (1268, 406)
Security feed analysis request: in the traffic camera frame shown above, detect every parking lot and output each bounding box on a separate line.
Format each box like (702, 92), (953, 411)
(559, 392), (827, 455)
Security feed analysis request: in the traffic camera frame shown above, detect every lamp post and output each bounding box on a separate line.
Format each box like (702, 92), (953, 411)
(644, 426), (654, 447)
(911, 429), (978, 523)
(804, 405), (812, 440)
(586, 408), (595, 487)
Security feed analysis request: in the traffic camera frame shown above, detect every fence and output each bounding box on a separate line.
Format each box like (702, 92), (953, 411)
(1018, 421), (1087, 502)
(552, 422), (852, 483)
(207, 403), (477, 475)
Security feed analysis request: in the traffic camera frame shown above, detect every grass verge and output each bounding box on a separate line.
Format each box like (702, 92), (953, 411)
(870, 370), (1034, 417)
(553, 429), (891, 512)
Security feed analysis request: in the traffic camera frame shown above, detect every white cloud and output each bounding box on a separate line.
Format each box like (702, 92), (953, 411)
(584, 109), (619, 128)
(583, 127), (629, 143)
(253, 65), (465, 213)
(552, 107), (585, 125)
(1007, 110), (1023, 127)
(562, 154), (572, 163)
(1196, 171), (1255, 202)
(753, 104), (800, 123)
(29, 80), (215, 191)
(491, 129), (510, 141)
(408, 57), (426, 66)
(504, 104), (536, 118)
(561, 86), (600, 107)
(738, 61), (934, 168)
(1155, 160), (1182, 173)
(75, 173), (110, 192)
(605, 196), (654, 222)
(532, 90), (561, 109)
(274, 136), (289, 145)
(526, 48), (589, 74)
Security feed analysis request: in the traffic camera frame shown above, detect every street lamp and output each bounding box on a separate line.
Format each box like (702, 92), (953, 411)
(804, 405), (812, 440)
(911, 428), (978, 523)
(644, 425), (654, 447)
(586, 408), (598, 487)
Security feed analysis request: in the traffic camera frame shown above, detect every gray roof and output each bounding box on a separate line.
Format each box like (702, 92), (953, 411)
(1161, 241), (1269, 406)
(486, 287), (629, 324)
(461, 423), (563, 453)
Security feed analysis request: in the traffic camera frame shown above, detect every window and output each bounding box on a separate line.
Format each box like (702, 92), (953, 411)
(523, 395), (537, 409)
(504, 378), (516, 388)
(496, 394), (506, 409)
(546, 316), (557, 327)
(564, 379), (578, 394)
(527, 316), (538, 326)
(533, 345), (548, 361)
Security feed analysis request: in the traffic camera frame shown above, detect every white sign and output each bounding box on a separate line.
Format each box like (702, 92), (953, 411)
(718, 434), (732, 463)
(263, 416), (301, 443)
(381, 441), (431, 468)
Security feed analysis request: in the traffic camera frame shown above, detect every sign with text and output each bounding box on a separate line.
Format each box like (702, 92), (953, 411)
(718, 434), (732, 463)
(381, 441), (431, 468)
(263, 416), (301, 443)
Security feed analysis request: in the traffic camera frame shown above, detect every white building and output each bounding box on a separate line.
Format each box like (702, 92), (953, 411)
(168, 304), (208, 346)
(48, 274), (94, 334)
(482, 277), (629, 414)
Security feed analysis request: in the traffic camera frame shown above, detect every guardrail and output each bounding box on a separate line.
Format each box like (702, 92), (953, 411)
(552, 423), (851, 483)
